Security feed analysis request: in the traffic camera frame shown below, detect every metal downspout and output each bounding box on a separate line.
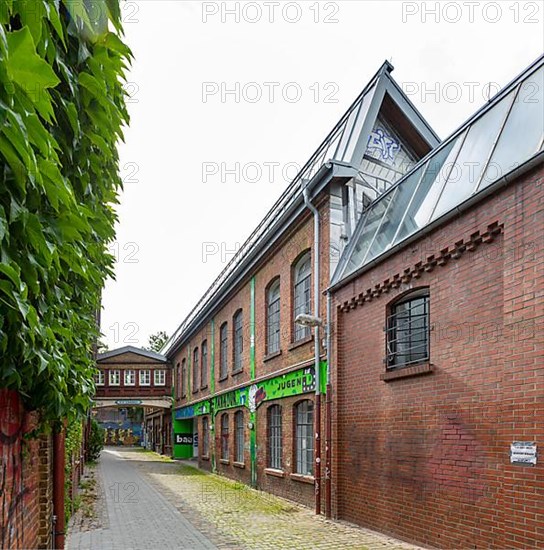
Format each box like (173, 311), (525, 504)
(325, 291), (332, 519)
(303, 187), (321, 516)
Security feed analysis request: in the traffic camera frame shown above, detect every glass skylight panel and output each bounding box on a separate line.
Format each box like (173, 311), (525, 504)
(479, 65), (544, 191)
(339, 86), (375, 162)
(430, 89), (516, 221)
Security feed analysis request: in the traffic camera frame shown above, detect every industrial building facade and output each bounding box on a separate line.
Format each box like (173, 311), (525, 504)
(163, 55), (544, 548)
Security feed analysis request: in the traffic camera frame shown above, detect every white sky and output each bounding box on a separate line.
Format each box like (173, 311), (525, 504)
(101, 0), (544, 349)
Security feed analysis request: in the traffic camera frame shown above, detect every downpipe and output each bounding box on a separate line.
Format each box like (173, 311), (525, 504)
(53, 427), (66, 550)
(303, 187), (321, 516)
(325, 291), (332, 519)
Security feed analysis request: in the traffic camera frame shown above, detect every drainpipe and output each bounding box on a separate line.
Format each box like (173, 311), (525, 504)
(303, 187), (321, 516)
(325, 291), (332, 519)
(53, 426), (66, 550)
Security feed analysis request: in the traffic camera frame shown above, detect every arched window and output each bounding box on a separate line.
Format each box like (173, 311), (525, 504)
(267, 279), (281, 355)
(202, 416), (209, 457)
(234, 410), (244, 463)
(293, 252), (311, 341)
(192, 347), (199, 392)
(267, 405), (282, 470)
(181, 359), (187, 398)
(221, 413), (229, 460)
(201, 340), (208, 389)
(219, 322), (228, 380)
(295, 400), (314, 475)
(232, 310), (243, 372)
(175, 362), (181, 399)
(386, 288), (430, 369)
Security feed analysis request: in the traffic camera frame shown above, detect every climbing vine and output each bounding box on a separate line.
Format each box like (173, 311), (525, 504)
(0, 0), (131, 424)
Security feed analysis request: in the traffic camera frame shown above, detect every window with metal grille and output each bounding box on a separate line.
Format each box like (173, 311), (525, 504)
(202, 416), (209, 457)
(201, 340), (208, 389)
(192, 347), (199, 392)
(267, 279), (281, 354)
(181, 359), (187, 397)
(219, 322), (228, 379)
(221, 413), (229, 460)
(267, 405), (282, 470)
(233, 310), (243, 372)
(293, 253), (311, 341)
(295, 400), (314, 475)
(386, 289), (430, 369)
(234, 410), (244, 463)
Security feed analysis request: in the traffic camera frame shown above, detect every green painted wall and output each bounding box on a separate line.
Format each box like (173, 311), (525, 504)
(173, 418), (193, 459)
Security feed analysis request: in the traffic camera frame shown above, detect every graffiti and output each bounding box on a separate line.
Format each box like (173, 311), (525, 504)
(103, 427), (140, 446)
(366, 127), (400, 164)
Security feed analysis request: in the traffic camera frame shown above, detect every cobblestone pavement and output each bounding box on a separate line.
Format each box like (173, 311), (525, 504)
(66, 448), (218, 549)
(78, 447), (423, 550)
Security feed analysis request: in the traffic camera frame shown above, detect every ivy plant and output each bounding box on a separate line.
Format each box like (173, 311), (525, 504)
(0, 0), (131, 425)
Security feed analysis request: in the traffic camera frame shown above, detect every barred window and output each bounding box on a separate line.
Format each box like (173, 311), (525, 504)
(181, 359), (187, 398)
(192, 347), (199, 392)
(267, 279), (281, 355)
(295, 400), (314, 476)
(221, 413), (229, 460)
(386, 289), (430, 369)
(201, 340), (208, 389)
(267, 405), (282, 470)
(202, 416), (209, 457)
(234, 410), (244, 463)
(233, 310), (243, 372)
(219, 322), (228, 379)
(293, 252), (311, 341)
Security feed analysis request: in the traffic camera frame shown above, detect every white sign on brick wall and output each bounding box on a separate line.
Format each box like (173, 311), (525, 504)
(510, 442), (537, 465)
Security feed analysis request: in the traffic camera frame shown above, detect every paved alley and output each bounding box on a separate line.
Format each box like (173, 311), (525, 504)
(67, 448), (422, 550)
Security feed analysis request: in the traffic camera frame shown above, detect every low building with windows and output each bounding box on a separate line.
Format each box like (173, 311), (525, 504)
(330, 56), (544, 548)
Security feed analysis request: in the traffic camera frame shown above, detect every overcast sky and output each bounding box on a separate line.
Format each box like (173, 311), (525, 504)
(100, 0), (544, 350)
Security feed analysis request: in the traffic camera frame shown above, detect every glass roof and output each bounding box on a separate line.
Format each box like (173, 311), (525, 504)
(334, 58), (544, 284)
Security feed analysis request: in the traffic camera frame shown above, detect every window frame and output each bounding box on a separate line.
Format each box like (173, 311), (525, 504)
(232, 310), (244, 373)
(267, 405), (282, 470)
(192, 347), (199, 392)
(386, 288), (430, 370)
(154, 369), (165, 386)
(293, 252), (312, 342)
(181, 359), (187, 398)
(109, 369), (120, 386)
(124, 369), (135, 386)
(201, 340), (208, 389)
(95, 370), (105, 386)
(266, 278), (281, 355)
(139, 369), (151, 386)
(219, 322), (228, 380)
(294, 400), (314, 476)
(234, 410), (244, 464)
(221, 413), (229, 461)
(202, 416), (209, 458)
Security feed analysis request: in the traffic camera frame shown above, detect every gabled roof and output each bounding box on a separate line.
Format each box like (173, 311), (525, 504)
(97, 345), (168, 363)
(163, 61), (439, 357)
(331, 53), (544, 287)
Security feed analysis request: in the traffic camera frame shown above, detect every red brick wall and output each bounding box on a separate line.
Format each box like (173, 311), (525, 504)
(331, 165), (544, 548)
(0, 389), (53, 550)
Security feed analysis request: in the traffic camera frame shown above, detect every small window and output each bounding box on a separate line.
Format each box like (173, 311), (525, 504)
(295, 400), (314, 476)
(181, 359), (187, 397)
(386, 289), (430, 369)
(192, 347), (199, 392)
(267, 279), (281, 355)
(233, 310), (243, 372)
(175, 362), (181, 399)
(219, 322), (228, 380)
(221, 413), (229, 461)
(124, 370), (135, 386)
(201, 340), (208, 389)
(154, 369), (165, 386)
(139, 370), (151, 386)
(202, 416), (209, 457)
(95, 371), (105, 386)
(234, 410), (244, 463)
(293, 252), (311, 341)
(267, 405), (282, 470)
(109, 370), (120, 386)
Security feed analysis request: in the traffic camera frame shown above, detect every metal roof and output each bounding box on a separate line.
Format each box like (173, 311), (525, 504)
(332, 54), (544, 287)
(97, 345), (168, 363)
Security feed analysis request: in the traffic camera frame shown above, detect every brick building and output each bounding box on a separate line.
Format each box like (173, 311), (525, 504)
(164, 61), (439, 506)
(330, 55), (543, 548)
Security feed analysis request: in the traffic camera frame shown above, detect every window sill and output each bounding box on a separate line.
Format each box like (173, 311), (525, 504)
(219, 459), (230, 465)
(381, 363), (434, 382)
(265, 468), (285, 478)
(218, 376), (228, 382)
(201, 455), (210, 461)
(233, 461), (245, 469)
(263, 350), (282, 362)
(290, 473), (314, 484)
(288, 335), (313, 351)
(231, 369), (244, 376)
(192, 389), (199, 394)
(200, 385), (208, 391)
